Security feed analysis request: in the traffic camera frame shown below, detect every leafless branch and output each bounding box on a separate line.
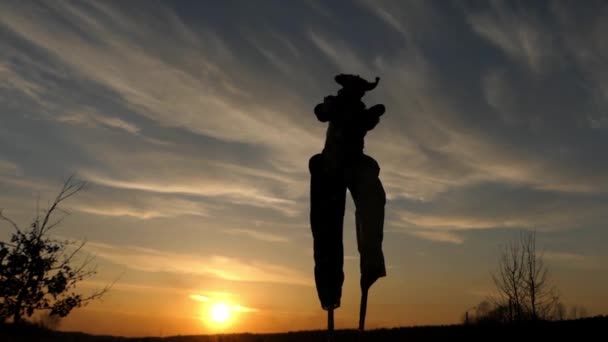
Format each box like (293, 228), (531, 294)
(0, 241), (18, 248)
(39, 175), (87, 237)
(50, 239), (87, 271)
(0, 209), (22, 233)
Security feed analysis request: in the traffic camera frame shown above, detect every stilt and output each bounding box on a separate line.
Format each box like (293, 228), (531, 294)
(327, 308), (334, 341)
(358, 286), (369, 331)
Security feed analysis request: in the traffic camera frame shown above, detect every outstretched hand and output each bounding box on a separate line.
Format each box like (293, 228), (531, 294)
(367, 104), (385, 117)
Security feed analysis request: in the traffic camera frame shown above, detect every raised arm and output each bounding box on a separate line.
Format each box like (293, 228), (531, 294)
(314, 96), (337, 122)
(363, 104), (385, 131)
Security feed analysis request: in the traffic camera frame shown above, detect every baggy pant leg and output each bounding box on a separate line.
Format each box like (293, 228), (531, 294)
(347, 155), (387, 289)
(309, 153), (346, 310)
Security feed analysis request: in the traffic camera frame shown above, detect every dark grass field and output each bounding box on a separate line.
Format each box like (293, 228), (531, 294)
(2, 316), (606, 342)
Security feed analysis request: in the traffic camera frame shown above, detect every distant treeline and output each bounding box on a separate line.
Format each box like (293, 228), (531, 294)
(2, 316), (607, 342)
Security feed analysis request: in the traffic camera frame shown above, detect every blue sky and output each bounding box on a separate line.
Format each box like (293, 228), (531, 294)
(1, 0), (607, 336)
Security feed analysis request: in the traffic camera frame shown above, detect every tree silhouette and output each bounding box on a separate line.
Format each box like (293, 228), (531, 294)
(492, 236), (526, 321)
(491, 230), (559, 322)
(521, 231), (559, 320)
(0, 176), (109, 324)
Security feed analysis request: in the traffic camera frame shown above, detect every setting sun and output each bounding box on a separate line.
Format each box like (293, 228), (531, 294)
(191, 294), (255, 330)
(210, 303), (231, 323)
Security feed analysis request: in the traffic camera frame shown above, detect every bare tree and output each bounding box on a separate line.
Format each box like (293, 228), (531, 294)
(491, 230), (559, 322)
(521, 231), (559, 320)
(0, 176), (110, 324)
(492, 237), (526, 322)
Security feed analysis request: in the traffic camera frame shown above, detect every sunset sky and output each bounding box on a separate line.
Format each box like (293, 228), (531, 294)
(1, 0), (608, 337)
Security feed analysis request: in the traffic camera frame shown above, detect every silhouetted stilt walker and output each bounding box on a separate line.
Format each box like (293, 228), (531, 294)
(309, 74), (387, 337)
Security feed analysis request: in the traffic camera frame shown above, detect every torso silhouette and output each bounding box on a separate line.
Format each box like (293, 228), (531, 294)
(314, 89), (384, 166)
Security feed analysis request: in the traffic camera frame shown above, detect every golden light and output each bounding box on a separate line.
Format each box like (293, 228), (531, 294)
(210, 303), (230, 323)
(191, 293), (258, 331)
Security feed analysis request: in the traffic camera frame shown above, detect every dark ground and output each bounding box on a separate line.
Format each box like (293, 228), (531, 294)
(2, 316), (606, 342)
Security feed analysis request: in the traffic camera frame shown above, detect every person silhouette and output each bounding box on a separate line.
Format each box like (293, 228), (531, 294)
(309, 74), (387, 331)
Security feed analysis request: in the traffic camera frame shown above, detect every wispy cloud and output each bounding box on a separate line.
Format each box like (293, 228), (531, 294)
(309, 31), (371, 76)
(358, 0), (439, 43)
(544, 251), (585, 262)
(0, 62), (43, 100)
(189, 294), (259, 312)
(189, 294), (211, 302)
(56, 108), (140, 134)
(542, 251), (608, 271)
(223, 228), (289, 243)
(72, 195), (210, 219)
(408, 230), (464, 245)
(466, 0), (554, 73)
(396, 210), (527, 231)
(79, 171), (299, 216)
(85, 242), (312, 286)
(0, 0), (321, 158)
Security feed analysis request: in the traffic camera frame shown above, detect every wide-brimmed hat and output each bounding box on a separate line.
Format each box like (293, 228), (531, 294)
(334, 74), (380, 92)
